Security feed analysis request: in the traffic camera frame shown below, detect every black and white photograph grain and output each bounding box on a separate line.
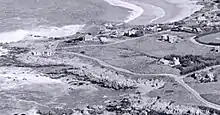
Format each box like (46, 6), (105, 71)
(1, 0), (220, 115)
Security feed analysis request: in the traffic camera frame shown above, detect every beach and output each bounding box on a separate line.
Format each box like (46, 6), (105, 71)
(0, 0), (203, 43)
(103, 0), (144, 23)
(105, 0), (203, 24)
(1, 0), (220, 114)
(163, 0), (203, 23)
(0, 0), (132, 43)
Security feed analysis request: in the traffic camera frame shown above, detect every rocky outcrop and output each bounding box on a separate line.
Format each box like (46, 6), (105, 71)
(47, 67), (137, 90)
(46, 63), (165, 91)
(35, 94), (219, 115)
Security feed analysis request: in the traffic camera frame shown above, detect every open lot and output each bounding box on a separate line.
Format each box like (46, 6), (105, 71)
(186, 82), (220, 95)
(184, 79), (220, 106)
(148, 77), (203, 106)
(58, 42), (180, 74)
(116, 32), (212, 57)
(183, 65), (220, 106)
(57, 31), (214, 75)
(197, 32), (220, 44)
(201, 94), (220, 105)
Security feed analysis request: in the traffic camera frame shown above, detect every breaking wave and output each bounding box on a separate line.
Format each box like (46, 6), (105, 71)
(0, 25), (84, 43)
(104, 0), (144, 23)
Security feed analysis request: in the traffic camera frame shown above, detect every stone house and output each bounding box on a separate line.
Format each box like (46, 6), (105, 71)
(159, 34), (182, 43)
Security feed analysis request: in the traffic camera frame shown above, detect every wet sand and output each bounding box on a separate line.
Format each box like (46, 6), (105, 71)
(0, 0), (203, 43)
(112, 0), (203, 25)
(0, 0), (203, 32)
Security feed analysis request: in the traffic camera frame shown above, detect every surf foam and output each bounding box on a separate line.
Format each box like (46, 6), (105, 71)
(0, 25), (84, 43)
(104, 0), (144, 23)
(165, 0), (203, 23)
(0, 67), (63, 90)
(0, 47), (8, 56)
(149, 5), (166, 23)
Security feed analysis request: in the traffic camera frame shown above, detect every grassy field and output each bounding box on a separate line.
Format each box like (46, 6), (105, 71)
(185, 81), (220, 106)
(186, 81), (220, 94)
(117, 31), (212, 57)
(147, 77), (203, 106)
(59, 31), (215, 75)
(197, 32), (220, 44)
(184, 66), (220, 106)
(201, 94), (220, 105)
(60, 42), (180, 74)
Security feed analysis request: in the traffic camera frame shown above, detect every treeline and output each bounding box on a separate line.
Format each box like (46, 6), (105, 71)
(164, 54), (220, 75)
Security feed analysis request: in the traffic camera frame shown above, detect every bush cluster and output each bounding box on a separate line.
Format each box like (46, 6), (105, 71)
(164, 54), (219, 75)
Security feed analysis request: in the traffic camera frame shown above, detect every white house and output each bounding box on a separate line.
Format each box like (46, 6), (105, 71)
(173, 57), (181, 66)
(31, 50), (53, 57)
(84, 34), (94, 41)
(159, 58), (170, 65)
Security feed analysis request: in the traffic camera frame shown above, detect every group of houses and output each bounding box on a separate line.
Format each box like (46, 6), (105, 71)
(170, 26), (203, 33)
(64, 23), (146, 44)
(159, 57), (181, 67)
(190, 71), (217, 83)
(30, 50), (53, 57)
(158, 34), (183, 43)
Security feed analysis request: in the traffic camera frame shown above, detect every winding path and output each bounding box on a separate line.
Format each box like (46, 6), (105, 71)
(35, 0), (220, 110)
(70, 50), (220, 110)
(62, 32), (220, 110)
(190, 36), (214, 48)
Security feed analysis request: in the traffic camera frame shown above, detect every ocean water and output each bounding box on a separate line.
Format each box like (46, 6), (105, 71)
(0, 0), (129, 43)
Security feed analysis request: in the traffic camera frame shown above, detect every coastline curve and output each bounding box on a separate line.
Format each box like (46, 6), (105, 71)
(103, 0), (144, 23)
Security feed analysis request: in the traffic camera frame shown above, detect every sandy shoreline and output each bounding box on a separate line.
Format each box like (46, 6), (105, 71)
(123, 0), (166, 25)
(0, 0), (130, 43)
(103, 0), (144, 23)
(104, 0), (203, 24)
(164, 0), (203, 23)
(0, 0), (203, 43)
